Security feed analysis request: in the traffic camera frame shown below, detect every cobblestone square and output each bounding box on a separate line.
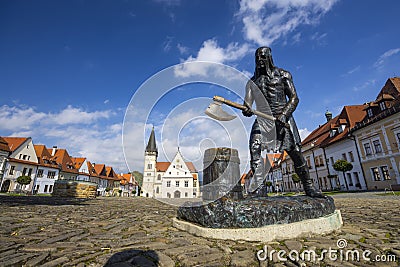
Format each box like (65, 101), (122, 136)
(0, 192), (399, 266)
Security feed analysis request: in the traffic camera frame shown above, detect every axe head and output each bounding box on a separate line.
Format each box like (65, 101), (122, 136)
(205, 101), (237, 121)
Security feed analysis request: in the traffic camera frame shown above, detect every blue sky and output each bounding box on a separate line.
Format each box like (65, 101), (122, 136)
(1, 0), (399, 173)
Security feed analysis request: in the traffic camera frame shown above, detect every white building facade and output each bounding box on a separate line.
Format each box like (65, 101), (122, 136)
(142, 128), (199, 198)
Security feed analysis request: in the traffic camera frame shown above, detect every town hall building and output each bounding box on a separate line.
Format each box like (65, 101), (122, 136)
(141, 127), (200, 198)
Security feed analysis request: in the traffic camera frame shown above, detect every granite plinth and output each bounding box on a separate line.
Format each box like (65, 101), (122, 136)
(177, 195), (336, 228)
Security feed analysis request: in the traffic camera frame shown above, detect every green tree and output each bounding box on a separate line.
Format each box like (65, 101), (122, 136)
(333, 159), (353, 191)
(16, 176), (32, 193)
(132, 171), (143, 187)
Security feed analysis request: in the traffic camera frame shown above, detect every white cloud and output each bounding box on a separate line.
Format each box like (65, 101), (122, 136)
(353, 79), (376, 92)
(374, 48), (400, 68)
(238, 0), (337, 46)
(174, 39), (251, 77)
(0, 104), (126, 173)
(0, 105), (46, 131)
(177, 43), (189, 54)
(298, 128), (311, 141)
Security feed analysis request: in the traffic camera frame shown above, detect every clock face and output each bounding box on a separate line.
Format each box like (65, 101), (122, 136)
(176, 159), (180, 163)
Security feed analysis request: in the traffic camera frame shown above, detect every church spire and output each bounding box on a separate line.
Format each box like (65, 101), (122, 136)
(145, 126), (158, 156)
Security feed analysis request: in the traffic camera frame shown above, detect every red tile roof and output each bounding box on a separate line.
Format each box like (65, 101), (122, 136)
(0, 137), (10, 152)
(2, 137), (28, 152)
(302, 105), (367, 148)
(71, 157), (86, 170)
(156, 161), (197, 172)
(34, 144), (59, 168)
(52, 148), (78, 174)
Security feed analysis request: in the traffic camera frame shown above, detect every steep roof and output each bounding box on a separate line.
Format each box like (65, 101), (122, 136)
(86, 161), (98, 176)
(71, 157), (86, 170)
(34, 144), (59, 168)
(2, 137), (28, 152)
(0, 137), (10, 152)
(302, 105), (367, 149)
(94, 164), (107, 177)
(156, 161), (197, 172)
(145, 127), (158, 154)
(52, 148), (78, 173)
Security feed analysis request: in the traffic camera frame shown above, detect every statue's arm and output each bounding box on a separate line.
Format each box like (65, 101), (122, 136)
(242, 79), (254, 117)
(281, 70), (299, 120)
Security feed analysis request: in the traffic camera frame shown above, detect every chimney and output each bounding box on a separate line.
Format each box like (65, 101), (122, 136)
(325, 110), (332, 122)
(52, 146), (57, 156)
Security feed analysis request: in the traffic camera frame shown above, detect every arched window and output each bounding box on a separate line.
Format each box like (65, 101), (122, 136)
(158, 174), (161, 180)
(156, 187), (159, 194)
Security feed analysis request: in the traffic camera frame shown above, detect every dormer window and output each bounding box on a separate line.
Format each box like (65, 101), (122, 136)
(379, 102), (386, 111)
(367, 108), (373, 118)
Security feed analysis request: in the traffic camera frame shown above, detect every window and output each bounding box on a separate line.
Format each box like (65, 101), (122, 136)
(185, 192), (188, 197)
(348, 151), (354, 162)
(44, 185), (48, 193)
(37, 169), (44, 178)
(9, 166), (15, 175)
(156, 187), (159, 193)
(379, 102), (386, 111)
(396, 132), (400, 145)
(373, 140), (382, 153)
(330, 157), (334, 166)
(176, 181), (180, 187)
(49, 185), (53, 193)
(48, 171), (56, 179)
(147, 164), (152, 169)
(157, 174), (161, 180)
(27, 168), (32, 176)
(22, 168), (27, 176)
(184, 181), (189, 187)
(193, 181), (197, 187)
(367, 108), (373, 118)
(177, 172), (179, 175)
(147, 172), (151, 176)
(364, 143), (372, 155)
(347, 173), (353, 186)
(318, 155), (324, 166)
(306, 156), (311, 168)
(371, 167), (381, 181)
(167, 181), (171, 187)
(342, 153), (347, 161)
(19, 154), (22, 159)
(381, 166), (390, 180)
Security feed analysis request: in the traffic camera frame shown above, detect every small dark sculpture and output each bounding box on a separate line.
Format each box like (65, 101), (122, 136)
(243, 47), (324, 198)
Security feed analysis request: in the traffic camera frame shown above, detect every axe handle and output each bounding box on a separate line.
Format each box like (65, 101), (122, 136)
(213, 95), (290, 128)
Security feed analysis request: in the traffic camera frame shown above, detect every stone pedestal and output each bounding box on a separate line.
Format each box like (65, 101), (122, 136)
(52, 180), (97, 198)
(178, 195), (336, 228)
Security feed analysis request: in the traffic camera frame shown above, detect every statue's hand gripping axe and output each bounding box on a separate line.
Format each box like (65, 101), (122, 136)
(205, 95), (290, 128)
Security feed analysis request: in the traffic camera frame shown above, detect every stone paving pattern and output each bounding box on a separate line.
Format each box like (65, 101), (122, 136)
(0, 192), (399, 266)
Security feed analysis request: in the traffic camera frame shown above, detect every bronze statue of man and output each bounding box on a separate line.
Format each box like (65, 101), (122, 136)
(243, 47), (324, 198)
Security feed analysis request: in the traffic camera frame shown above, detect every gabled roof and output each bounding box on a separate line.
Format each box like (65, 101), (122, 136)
(51, 148), (78, 173)
(156, 161), (197, 172)
(302, 105), (367, 148)
(86, 161), (98, 176)
(94, 164), (107, 177)
(156, 162), (170, 172)
(71, 157), (86, 170)
(34, 144), (59, 168)
(2, 137), (29, 152)
(0, 137), (10, 152)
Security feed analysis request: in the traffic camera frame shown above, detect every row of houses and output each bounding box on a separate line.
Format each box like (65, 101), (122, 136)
(0, 137), (139, 196)
(262, 77), (400, 192)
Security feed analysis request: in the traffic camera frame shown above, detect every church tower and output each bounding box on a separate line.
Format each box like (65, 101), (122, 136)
(142, 127), (158, 197)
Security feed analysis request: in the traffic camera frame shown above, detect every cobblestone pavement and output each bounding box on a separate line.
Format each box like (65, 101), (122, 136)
(0, 193), (399, 267)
